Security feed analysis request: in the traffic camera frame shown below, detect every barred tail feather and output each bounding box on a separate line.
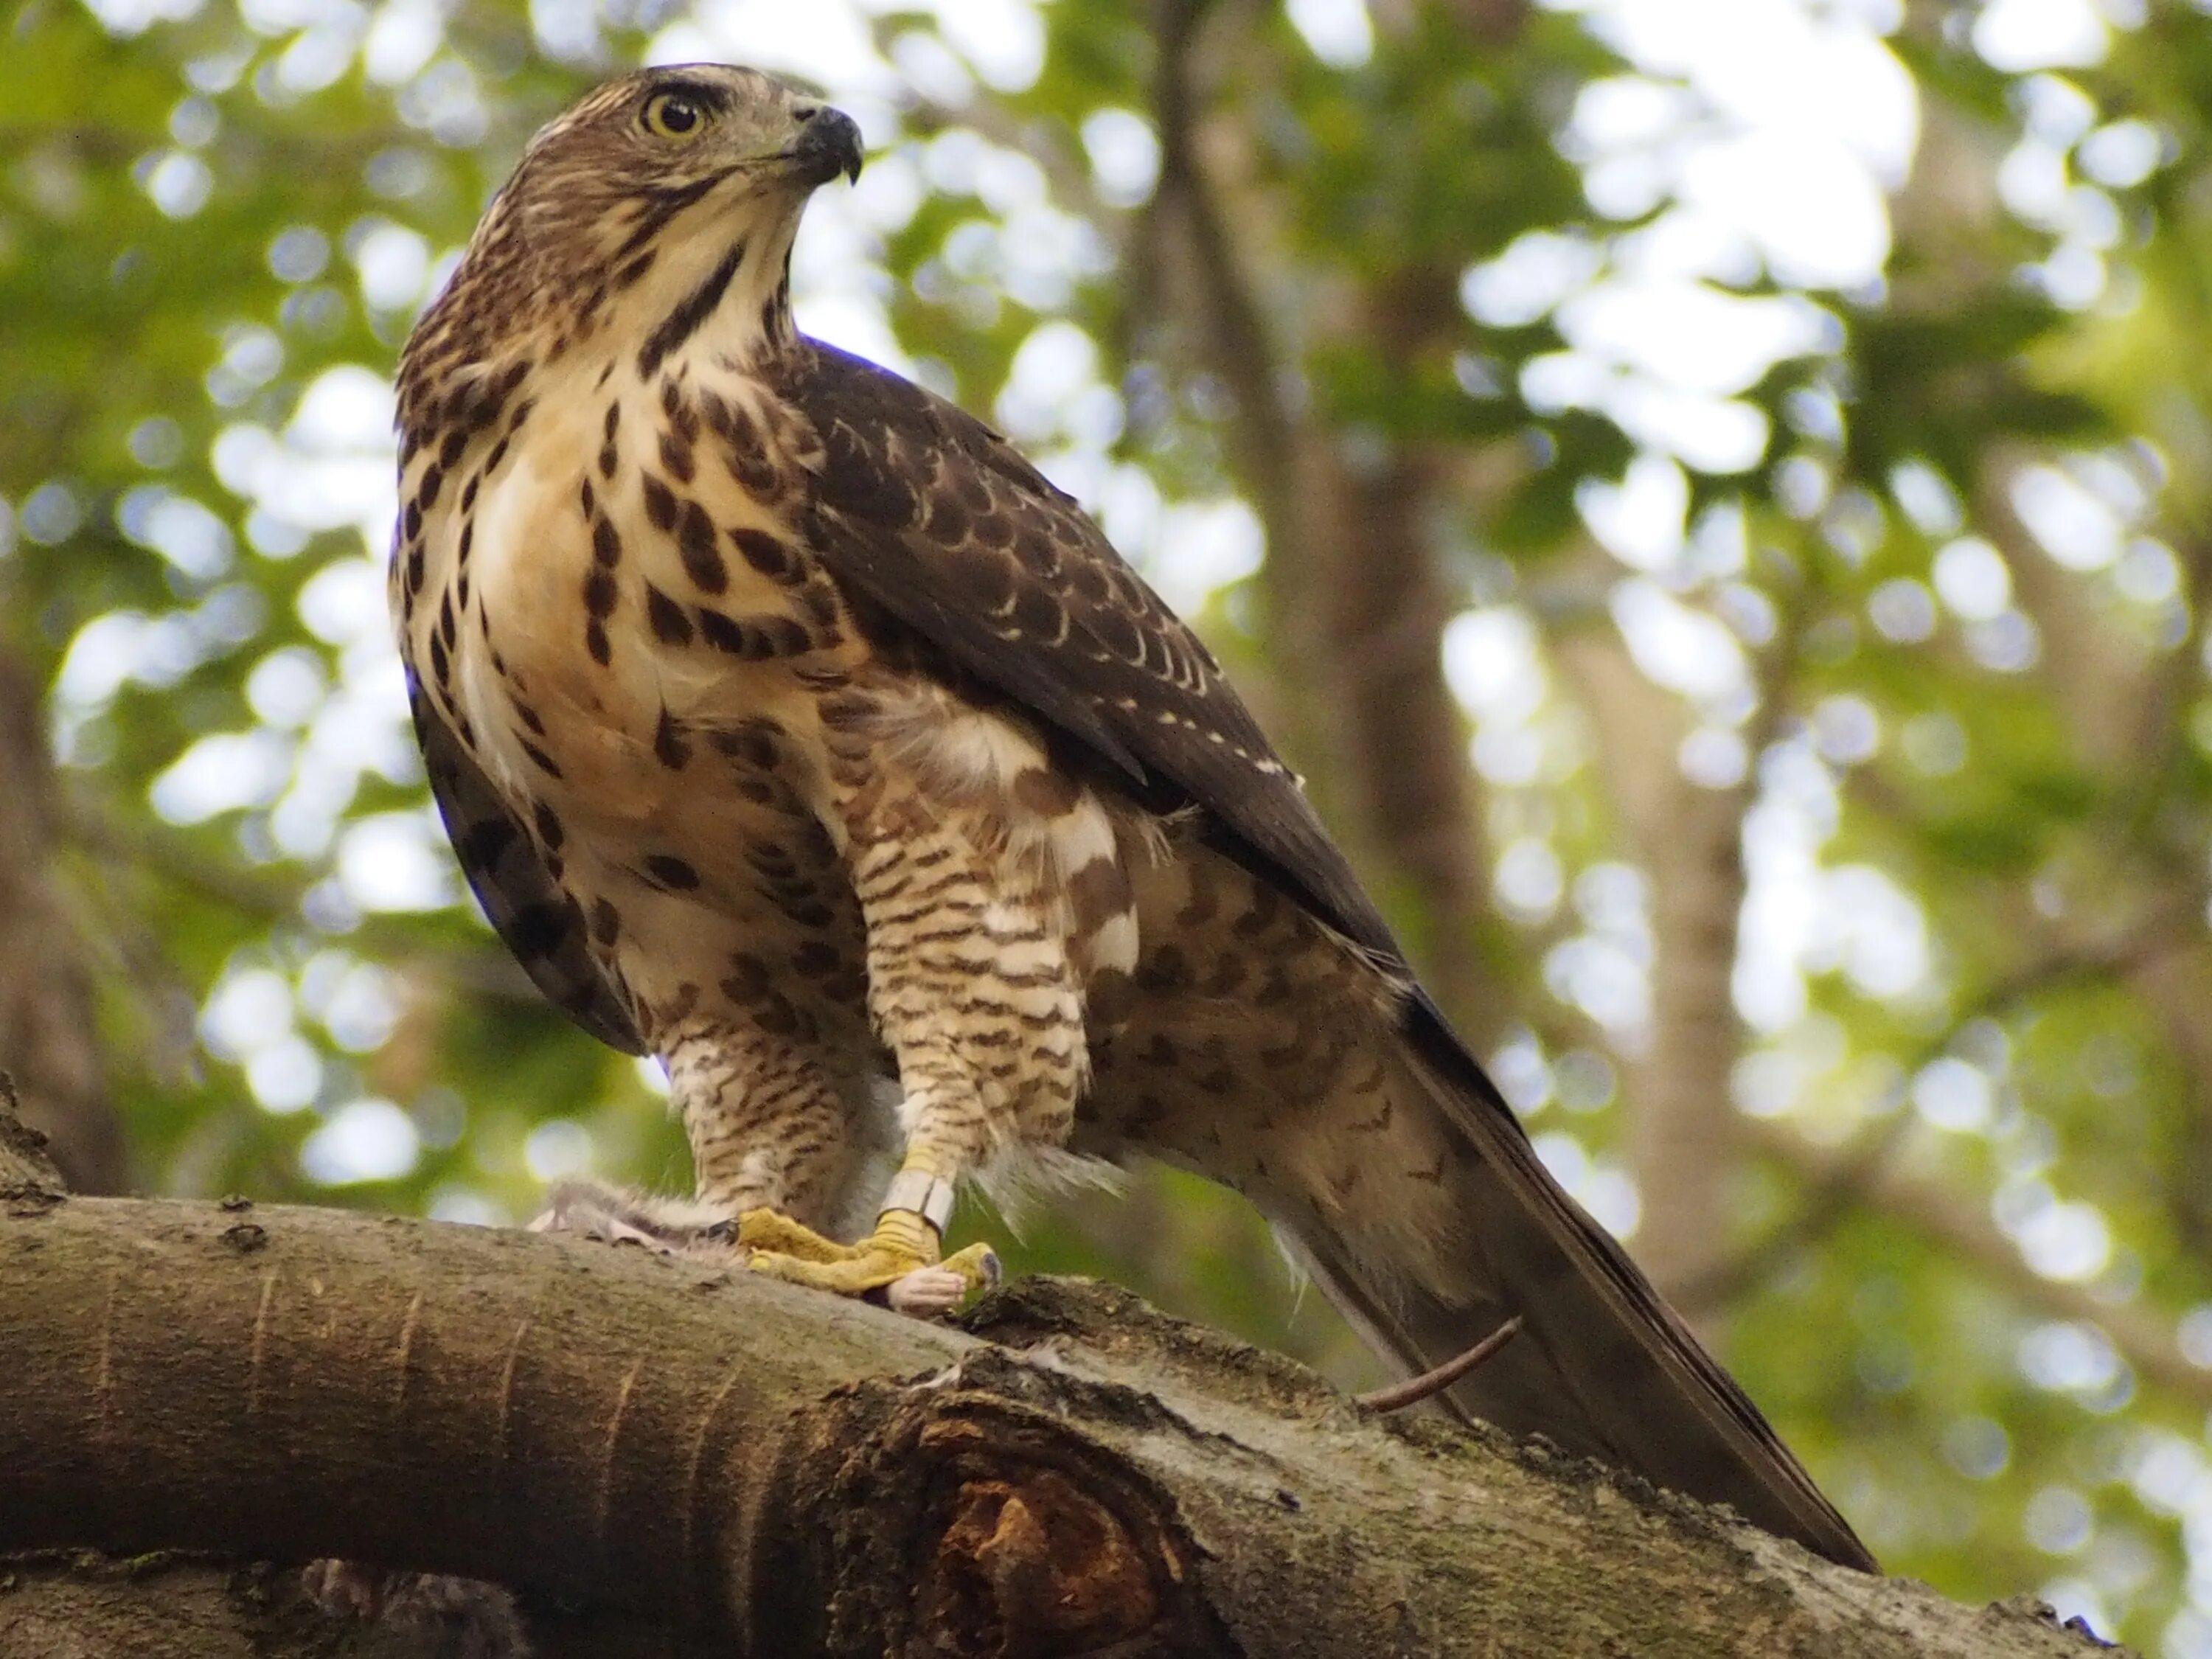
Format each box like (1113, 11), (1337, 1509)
(1091, 842), (1871, 1569)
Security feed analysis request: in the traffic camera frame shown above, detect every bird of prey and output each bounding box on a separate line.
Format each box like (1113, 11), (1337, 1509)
(391, 63), (1874, 1571)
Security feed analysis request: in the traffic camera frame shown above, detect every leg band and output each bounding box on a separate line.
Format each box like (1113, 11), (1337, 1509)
(879, 1166), (958, 1234)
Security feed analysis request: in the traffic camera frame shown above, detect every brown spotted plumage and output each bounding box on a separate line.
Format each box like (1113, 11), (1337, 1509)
(392, 64), (1874, 1571)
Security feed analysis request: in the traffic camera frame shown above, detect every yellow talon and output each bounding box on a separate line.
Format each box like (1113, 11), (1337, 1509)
(741, 1161), (998, 1310)
(745, 1213), (997, 1301)
(734, 1208), (854, 1262)
(939, 1242), (1000, 1284)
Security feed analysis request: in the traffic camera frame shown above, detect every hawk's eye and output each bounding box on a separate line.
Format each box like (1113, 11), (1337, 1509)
(641, 91), (707, 141)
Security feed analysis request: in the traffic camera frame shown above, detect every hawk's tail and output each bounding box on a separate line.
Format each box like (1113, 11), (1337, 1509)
(1276, 994), (1876, 1573)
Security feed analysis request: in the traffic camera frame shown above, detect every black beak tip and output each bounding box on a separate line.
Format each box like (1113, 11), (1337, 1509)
(795, 107), (864, 187)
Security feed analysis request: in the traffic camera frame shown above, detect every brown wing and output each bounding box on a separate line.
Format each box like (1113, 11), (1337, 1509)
(766, 341), (1874, 1571)
(765, 340), (1399, 965)
(408, 678), (645, 1055)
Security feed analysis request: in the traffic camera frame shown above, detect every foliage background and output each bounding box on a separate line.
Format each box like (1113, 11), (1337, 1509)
(4, 0), (2210, 1644)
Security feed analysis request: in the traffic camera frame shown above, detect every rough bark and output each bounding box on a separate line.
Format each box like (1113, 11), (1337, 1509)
(0, 1151), (2124, 1657)
(0, 1552), (717, 1658)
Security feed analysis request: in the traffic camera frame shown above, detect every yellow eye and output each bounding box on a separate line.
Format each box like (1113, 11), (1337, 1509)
(641, 91), (707, 141)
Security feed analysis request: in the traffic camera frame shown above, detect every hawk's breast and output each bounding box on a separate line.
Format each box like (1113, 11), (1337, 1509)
(397, 345), (875, 1046)
(448, 359), (857, 820)
(399, 338), (1147, 1082)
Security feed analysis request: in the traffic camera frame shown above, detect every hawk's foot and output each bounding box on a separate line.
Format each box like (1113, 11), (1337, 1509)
(743, 1201), (999, 1316)
(733, 1206), (863, 1262)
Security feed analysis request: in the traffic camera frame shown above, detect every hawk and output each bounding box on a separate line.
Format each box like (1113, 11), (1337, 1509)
(392, 64), (1873, 1571)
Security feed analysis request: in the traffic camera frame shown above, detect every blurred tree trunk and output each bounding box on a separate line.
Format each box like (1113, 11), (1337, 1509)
(0, 648), (126, 1193)
(1140, 0), (1509, 1048)
(1554, 622), (1756, 1332)
(1144, 0), (1774, 1346)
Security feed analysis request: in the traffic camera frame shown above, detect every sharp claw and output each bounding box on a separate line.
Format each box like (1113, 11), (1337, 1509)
(886, 1267), (969, 1316)
(943, 1242), (1000, 1290)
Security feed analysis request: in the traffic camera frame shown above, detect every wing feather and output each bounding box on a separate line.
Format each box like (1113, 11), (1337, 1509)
(765, 341), (1874, 1569)
(409, 680), (644, 1055)
(765, 341), (1399, 964)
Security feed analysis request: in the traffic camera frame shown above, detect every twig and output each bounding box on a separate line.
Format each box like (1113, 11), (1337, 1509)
(1354, 1316), (1523, 1413)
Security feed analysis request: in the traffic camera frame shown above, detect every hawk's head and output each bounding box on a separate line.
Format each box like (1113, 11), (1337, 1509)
(507, 64), (860, 249)
(401, 65), (860, 423)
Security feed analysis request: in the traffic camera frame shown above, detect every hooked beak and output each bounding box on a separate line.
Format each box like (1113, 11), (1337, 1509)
(787, 107), (863, 186)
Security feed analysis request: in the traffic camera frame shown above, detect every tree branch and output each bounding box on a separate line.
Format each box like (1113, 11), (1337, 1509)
(0, 1182), (2120, 1657)
(0, 1551), (722, 1658)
